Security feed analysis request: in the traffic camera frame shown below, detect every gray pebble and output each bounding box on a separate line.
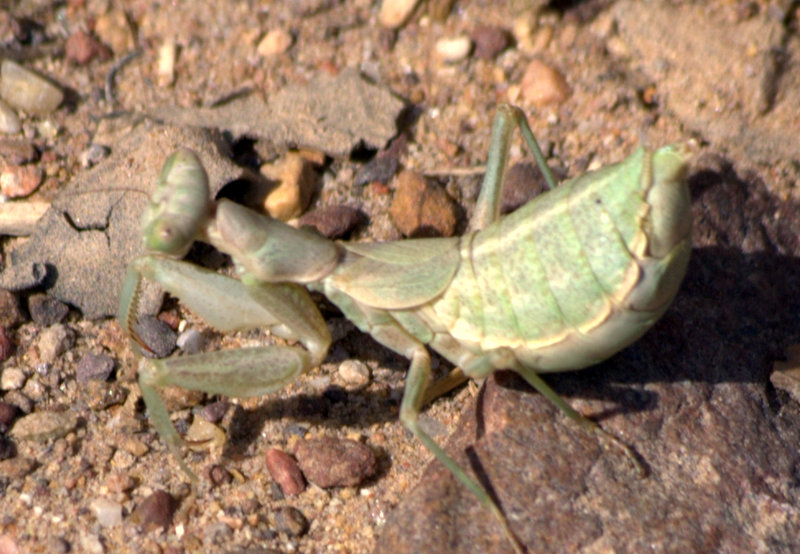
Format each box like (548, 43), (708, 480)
(354, 156), (398, 186)
(199, 400), (229, 423)
(28, 293), (69, 326)
(76, 353), (115, 383)
(79, 144), (110, 168)
(176, 328), (205, 354)
(133, 316), (177, 358)
(275, 506), (309, 537)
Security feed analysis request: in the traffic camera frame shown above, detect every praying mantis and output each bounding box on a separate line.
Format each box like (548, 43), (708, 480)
(119, 104), (692, 552)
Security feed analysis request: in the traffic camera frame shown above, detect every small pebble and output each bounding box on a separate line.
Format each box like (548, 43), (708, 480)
(265, 447), (305, 496)
(132, 490), (176, 530)
(79, 144), (110, 168)
(156, 39), (176, 87)
(93, 10), (135, 54)
(0, 290), (24, 327)
(28, 293), (69, 326)
(185, 417), (226, 451)
(389, 170), (458, 237)
(0, 402), (19, 432)
(354, 156), (398, 186)
(76, 353), (115, 383)
(208, 464), (233, 486)
(435, 36), (473, 63)
(160, 386), (204, 412)
(65, 30), (110, 65)
(10, 410), (77, 441)
(0, 138), (37, 165)
(36, 324), (76, 363)
(262, 152), (319, 221)
(106, 471), (136, 493)
(205, 521), (234, 544)
(0, 60), (63, 116)
(257, 28), (293, 57)
(133, 316), (177, 358)
(294, 437), (377, 488)
(0, 435), (16, 460)
(500, 162), (549, 214)
(176, 328), (205, 354)
(520, 59), (571, 107)
(378, 0), (420, 28)
(1, 367), (26, 391)
(199, 400), (230, 423)
(85, 381), (128, 410)
(0, 457), (35, 479)
(0, 98), (21, 134)
(46, 538), (71, 554)
(287, 0), (337, 16)
(471, 25), (511, 59)
(116, 435), (148, 457)
(90, 497), (123, 527)
(338, 359), (370, 387)
(275, 506), (309, 537)
(297, 205), (364, 238)
(0, 165), (43, 198)
(0, 327), (13, 362)
(4, 391), (32, 414)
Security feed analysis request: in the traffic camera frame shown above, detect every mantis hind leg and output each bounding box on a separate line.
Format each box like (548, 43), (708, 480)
(514, 366), (645, 476)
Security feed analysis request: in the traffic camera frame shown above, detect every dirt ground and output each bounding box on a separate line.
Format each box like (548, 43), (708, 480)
(2, 1), (800, 553)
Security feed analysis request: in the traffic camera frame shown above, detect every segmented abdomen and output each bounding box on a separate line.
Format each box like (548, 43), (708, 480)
(429, 149), (653, 366)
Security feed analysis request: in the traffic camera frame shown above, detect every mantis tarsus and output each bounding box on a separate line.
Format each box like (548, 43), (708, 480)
(120, 104), (692, 552)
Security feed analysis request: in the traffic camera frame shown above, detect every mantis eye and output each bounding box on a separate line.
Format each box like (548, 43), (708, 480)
(142, 218), (193, 258)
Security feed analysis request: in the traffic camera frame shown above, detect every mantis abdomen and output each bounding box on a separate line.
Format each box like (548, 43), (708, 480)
(430, 144), (692, 374)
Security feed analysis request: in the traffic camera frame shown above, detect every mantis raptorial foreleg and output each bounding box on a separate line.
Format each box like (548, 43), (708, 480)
(120, 255), (331, 478)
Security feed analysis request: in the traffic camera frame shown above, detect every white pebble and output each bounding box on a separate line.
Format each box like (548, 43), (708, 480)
(157, 39), (176, 87)
(0, 98), (21, 134)
(0, 60), (63, 116)
(257, 28), (293, 57)
(435, 36), (473, 63)
(1, 367), (26, 390)
(378, 0), (420, 29)
(90, 497), (123, 527)
(339, 359), (370, 387)
(176, 328), (205, 354)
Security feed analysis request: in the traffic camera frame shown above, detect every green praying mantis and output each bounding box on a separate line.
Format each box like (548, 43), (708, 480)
(119, 104), (692, 552)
